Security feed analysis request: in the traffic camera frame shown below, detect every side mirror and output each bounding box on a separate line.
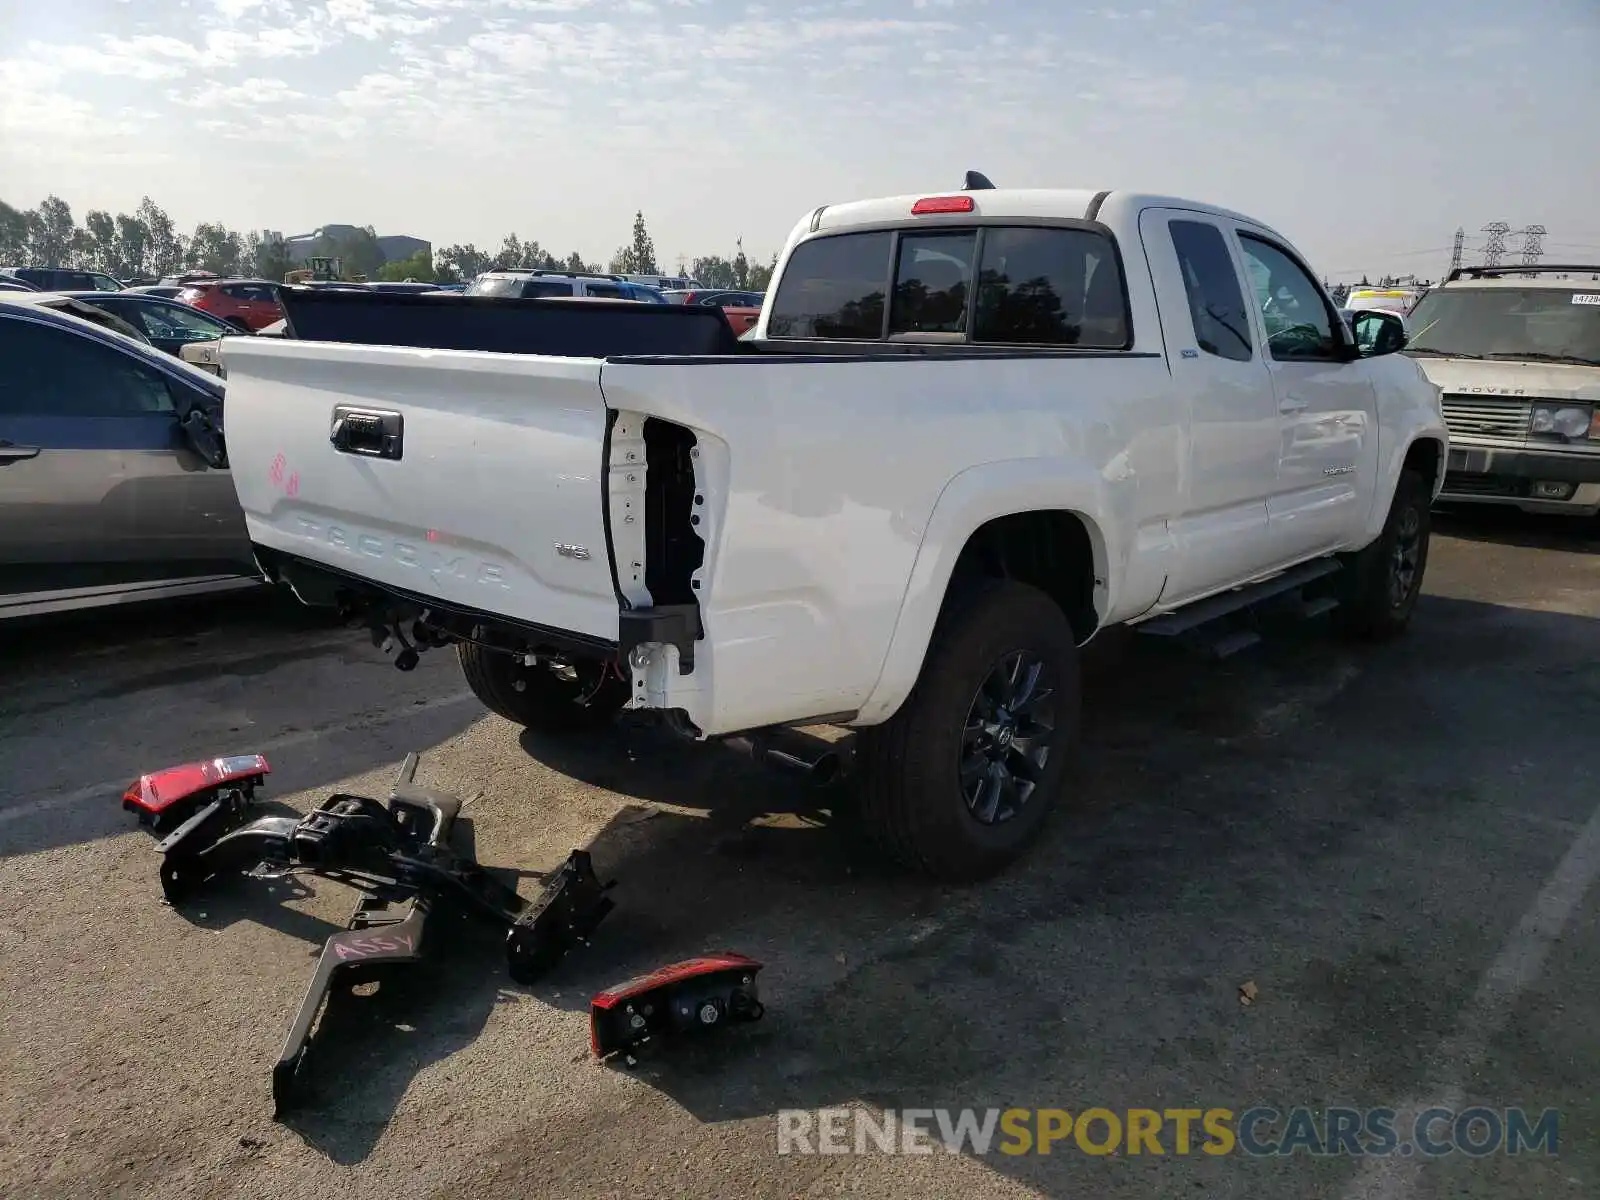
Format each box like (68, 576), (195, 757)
(1347, 308), (1409, 357)
(179, 409), (228, 469)
(168, 385), (229, 469)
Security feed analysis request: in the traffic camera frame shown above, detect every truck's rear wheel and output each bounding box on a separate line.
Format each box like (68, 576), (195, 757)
(854, 579), (1081, 882)
(1333, 467), (1431, 640)
(457, 643), (627, 731)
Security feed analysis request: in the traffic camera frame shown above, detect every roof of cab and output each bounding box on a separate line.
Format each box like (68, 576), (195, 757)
(807, 188), (1289, 243)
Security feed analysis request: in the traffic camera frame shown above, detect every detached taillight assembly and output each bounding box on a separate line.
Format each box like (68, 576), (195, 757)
(589, 952), (765, 1060)
(122, 754), (270, 831)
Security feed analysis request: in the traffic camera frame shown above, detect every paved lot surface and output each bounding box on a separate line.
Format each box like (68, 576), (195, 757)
(1, 508), (1597, 1200)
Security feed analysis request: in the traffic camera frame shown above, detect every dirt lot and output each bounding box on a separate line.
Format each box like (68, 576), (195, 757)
(1, 509), (1597, 1200)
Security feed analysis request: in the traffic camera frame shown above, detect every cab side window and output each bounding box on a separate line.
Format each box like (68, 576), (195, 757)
(1169, 220), (1253, 362)
(1237, 234), (1340, 362)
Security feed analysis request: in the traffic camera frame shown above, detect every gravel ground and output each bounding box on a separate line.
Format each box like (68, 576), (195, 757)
(1, 507), (1596, 1200)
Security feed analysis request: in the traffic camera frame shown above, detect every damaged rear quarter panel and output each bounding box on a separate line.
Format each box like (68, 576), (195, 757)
(597, 353), (1155, 734)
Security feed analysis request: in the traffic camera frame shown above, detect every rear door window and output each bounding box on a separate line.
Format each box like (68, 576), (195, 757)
(766, 231), (892, 339)
(584, 283), (628, 299)
(224, 283), (277, 303)
(1168, 220), (1253, 361)
(890, 231), (976, 336)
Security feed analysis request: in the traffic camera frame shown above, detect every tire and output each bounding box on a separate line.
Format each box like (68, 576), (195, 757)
(1333, 467), (1432, 640)
(456, 642), (628, 731)
(854, 579), (1081, 882)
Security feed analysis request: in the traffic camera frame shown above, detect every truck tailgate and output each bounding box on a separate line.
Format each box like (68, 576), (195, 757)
(221, 336), (620, 642)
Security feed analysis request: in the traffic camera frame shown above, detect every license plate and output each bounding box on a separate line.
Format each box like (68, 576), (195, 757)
(1447, 448), (1490, 473)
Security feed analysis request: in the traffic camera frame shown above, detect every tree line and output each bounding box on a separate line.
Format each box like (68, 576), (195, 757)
(0, 194), (775, 290)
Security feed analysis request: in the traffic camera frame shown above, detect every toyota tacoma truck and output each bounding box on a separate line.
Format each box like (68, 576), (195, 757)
(1402, 263), (1600, 516)
(217, 178), (1448, 881)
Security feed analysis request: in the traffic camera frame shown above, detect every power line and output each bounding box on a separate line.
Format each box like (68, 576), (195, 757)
(1449, 227), (1464, 276)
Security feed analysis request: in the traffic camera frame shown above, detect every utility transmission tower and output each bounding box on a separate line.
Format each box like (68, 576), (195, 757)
(1518, 224), (1546, 266)
(1482, 221), (1510, 267)
(1448, 227), (1464, 276)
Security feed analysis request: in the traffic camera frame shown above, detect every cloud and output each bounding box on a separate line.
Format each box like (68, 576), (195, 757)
(14, 41), (190, 82)
(167, 78), (307, 108)
(325, 0), (448, 38)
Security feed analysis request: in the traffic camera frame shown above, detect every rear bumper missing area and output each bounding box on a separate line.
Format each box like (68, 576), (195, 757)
(252, 545), (701, 667)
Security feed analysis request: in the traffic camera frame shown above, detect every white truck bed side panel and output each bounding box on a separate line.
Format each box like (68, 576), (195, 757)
(599, 352), (1179, 733)
(222, 337), (621, 641)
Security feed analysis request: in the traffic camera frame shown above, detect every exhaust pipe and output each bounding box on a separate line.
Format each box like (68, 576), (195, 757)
(734, 729), (844, 786)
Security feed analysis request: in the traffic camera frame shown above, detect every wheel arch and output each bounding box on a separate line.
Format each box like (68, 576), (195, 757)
(851, 458), (1111, 726)
(1403, 435), (1445, 498)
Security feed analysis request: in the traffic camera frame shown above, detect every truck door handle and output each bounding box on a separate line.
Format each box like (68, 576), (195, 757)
(1278, 397), (1308, 414)
(0, 440), (40, 463)
(329, 406), (404, 461)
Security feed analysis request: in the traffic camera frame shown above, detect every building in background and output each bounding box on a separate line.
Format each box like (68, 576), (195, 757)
(264, 226), (430, 267)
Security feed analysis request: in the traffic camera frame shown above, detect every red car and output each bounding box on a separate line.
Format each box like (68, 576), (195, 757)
(662, 289), (765, 335)
(177, 278), (285, 331)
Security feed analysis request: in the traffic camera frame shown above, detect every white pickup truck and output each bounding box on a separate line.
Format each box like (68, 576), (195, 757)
(218, 180), (1448, 881)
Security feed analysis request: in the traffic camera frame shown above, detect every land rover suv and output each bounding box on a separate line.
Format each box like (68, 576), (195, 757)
(1404, 265), (1600, 516)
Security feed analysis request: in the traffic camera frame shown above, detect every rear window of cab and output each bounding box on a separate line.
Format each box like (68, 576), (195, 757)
(766, 224), (1131, 348)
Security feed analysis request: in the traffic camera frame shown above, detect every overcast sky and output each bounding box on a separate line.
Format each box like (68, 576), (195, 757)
(2, 0), (1597, 279)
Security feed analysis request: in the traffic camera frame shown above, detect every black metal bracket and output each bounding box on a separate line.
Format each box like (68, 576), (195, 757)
(507, 849), (616, 984)
(272, 891), (428, 1114)
(618, 604), (702, 674)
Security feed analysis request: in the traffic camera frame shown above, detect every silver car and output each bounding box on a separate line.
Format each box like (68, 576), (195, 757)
(0, 298), (258, 619)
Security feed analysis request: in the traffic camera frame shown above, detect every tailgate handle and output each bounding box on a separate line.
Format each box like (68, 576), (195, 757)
(330, 406), (404, 461)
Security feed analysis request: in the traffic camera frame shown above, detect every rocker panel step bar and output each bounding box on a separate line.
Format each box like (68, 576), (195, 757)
(1136, 558), (1343, 637)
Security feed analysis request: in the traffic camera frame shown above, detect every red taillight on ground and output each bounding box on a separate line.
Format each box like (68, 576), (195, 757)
(911, 195), (975, 215)
(122, 754), (270, 822)
(591, 952), (764, 1010)
(589, 952), (766, 1058)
